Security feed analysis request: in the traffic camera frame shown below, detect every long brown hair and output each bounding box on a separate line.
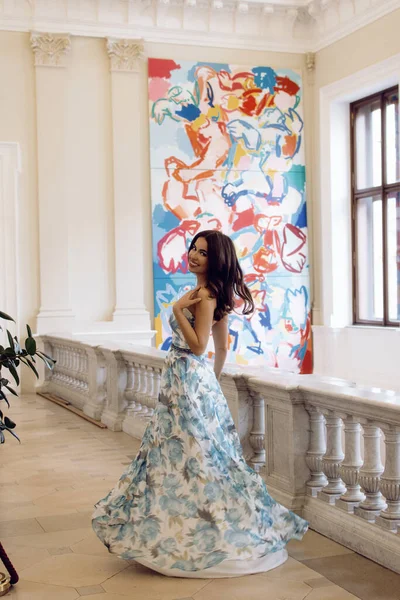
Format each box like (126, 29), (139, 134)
(189, 230), (254, 322)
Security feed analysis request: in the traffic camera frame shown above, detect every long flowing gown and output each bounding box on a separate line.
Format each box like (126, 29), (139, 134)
(92, 308), (308, 578)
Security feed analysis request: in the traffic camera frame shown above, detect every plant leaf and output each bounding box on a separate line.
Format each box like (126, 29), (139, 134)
(8, 363), (20, 386)
(7, 330), (15, 351)
(37, 350), (54, 361)
(37, 352), (56, 370)
(25, 358), (39, 378)
(0, 311), (15, 322)
(25, 337), (37, 356)
(4, 416), (16, 429)
(0, 391), (10, 408)
(5, 385), (18, 397)
(13, 338), (21, 353)
(4, 427), (20, 443)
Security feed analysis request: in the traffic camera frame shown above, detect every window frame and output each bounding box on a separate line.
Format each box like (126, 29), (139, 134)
(350, 85), (400, 327)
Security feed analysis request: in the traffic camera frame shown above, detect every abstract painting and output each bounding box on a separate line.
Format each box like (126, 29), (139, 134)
(148, 58), (312, 373)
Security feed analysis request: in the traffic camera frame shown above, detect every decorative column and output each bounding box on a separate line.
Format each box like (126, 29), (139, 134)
(337, 415), (365, 513)
(355, 423), (387, 522)
(31, 33), (76, 334)
(305, 405), (327, 496)
(106, 38), (151, 331)
(376, 426), (400, 531)
(318, 411), (346, 503)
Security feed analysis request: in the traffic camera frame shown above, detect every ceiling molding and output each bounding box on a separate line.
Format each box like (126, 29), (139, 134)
(0, 0), (399, 54)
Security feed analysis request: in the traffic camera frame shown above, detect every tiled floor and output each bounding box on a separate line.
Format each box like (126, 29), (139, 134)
(0, 394), (399, 600)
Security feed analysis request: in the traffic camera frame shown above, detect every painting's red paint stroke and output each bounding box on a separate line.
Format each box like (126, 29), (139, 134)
(217, 70), (254, 91)
(274, 76), (299, 96)
(148, 58), (181, 79)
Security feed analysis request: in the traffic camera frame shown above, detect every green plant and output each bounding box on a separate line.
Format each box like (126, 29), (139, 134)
(0, 310), (56, 443)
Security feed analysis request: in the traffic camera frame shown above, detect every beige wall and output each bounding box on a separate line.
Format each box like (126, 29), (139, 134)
(316, 8), (400, 88)
(312, 8), (400, 321)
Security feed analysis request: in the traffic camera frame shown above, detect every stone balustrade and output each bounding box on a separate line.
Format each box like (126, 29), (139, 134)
(37, 334), (400, 574)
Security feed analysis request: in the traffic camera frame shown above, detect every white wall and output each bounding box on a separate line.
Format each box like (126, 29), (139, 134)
(0, 31), (309, 390)
(311, 9), (400, 391)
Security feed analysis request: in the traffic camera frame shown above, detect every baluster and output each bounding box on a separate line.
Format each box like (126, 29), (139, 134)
(136, 363), (149, 418)
(152, 368), (161, 408)
(79, 351), (87, 390)
(73, 348), (79, 375)
(355, 423), (387, 522)
(305, 405), (327, 496)
(337, 415), (365, 512)
(71, 348), (78, 387)
(318, 411), (345, 503)
(249, 391), (266, 472)
(135, 363), (147, 404)
(376, 426), (400, 531)
(130, 362), (144, 413)
(60, 347), (67, 382)
(125, 363), (140, 413)
(141, 366), (155, 419)
(144, 366), (154, 407)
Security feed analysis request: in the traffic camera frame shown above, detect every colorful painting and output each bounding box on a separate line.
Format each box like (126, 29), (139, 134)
(148, 58), (312, 373)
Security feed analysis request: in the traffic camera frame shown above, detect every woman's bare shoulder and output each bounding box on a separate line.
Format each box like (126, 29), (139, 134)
(196, 286), (216, 302)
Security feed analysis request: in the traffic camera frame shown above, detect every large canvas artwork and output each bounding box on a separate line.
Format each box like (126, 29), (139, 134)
(149, 58), (312, 373)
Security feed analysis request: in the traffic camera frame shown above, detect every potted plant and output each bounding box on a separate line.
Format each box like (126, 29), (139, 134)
(0, 309), (56, 593)
(0, 309), (56, 443)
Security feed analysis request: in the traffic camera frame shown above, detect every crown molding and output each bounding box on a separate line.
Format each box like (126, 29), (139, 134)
(0, 0), (399, 54)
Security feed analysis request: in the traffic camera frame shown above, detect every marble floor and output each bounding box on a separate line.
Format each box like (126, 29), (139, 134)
(0, 394), (399, 600)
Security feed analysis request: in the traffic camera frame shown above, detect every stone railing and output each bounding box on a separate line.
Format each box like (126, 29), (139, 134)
(37, 334), (400, 574)
(37, 335), (260, 465)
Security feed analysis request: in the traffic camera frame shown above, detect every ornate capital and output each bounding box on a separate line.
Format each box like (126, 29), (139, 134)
(106, 38), (144, 73)
(305, 52), (316, 74)
(30, 32), (71, 67)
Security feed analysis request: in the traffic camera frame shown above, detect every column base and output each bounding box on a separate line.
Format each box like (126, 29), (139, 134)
(83, 401), (106, 422)
(354, 506), (382, 522)
(36, 309), (76, 334)
(336, 498), (362, 514)
(122, 414), (147, 440)
(307, 485), (325, 498)
(375, 515), (400, 531)
(101, 408), (125, 432)
(318, 490), (342, 505)
(112, 306), (151, 330)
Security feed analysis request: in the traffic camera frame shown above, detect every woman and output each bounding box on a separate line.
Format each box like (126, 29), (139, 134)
(92, 230), (307, 578)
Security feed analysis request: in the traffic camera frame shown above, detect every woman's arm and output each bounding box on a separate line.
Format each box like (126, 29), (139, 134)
(173, 288), (215, 356)
(212, 315), (229, 379)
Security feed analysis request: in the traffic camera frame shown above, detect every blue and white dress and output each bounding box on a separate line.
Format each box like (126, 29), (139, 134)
(92, 308), (308, 578)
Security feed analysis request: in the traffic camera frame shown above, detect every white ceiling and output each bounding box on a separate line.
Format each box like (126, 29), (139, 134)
(0, 0), (399, 53)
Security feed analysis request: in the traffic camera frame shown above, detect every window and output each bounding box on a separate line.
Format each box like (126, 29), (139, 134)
(351, 87), (400, 326)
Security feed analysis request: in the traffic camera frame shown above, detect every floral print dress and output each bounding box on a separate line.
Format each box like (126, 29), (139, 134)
(92, 308), (308, 577)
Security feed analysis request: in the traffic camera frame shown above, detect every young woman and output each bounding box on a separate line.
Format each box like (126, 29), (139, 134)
(92, 230), (307, 578)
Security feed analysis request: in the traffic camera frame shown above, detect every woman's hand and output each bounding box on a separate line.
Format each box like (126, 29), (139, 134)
(173, 288), (202, 314)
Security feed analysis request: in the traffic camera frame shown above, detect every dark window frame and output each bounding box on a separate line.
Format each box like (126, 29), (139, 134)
(350, 86), (400, 327)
